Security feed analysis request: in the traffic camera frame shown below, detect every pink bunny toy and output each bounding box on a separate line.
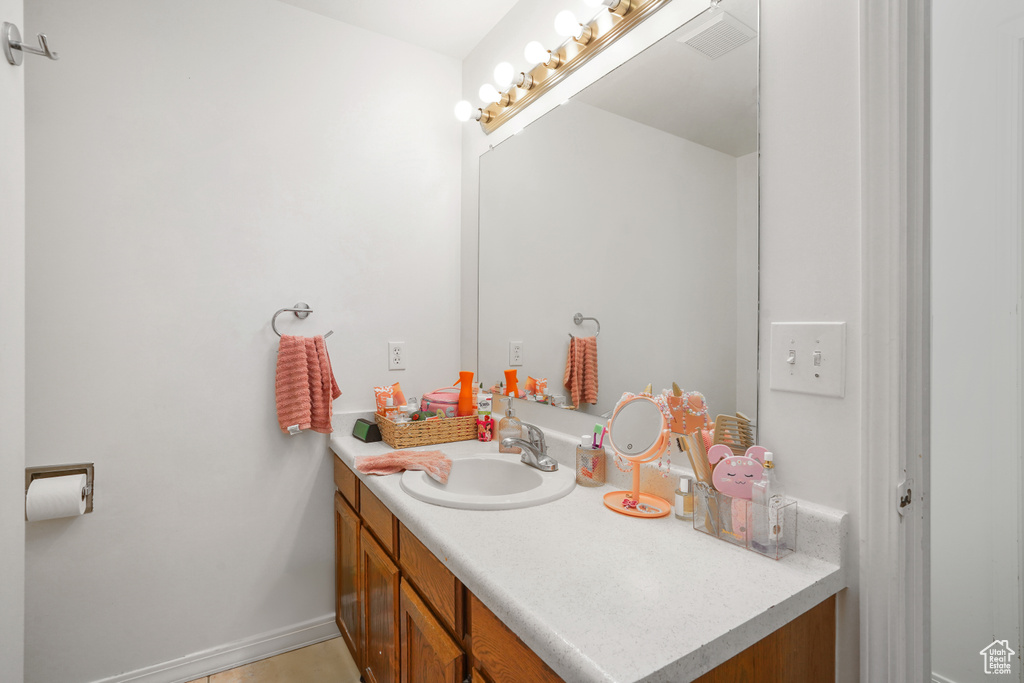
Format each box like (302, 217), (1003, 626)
(708, 444), (766, 500)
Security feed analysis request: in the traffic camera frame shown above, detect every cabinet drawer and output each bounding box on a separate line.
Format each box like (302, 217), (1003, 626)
(469, 594), (563, 683)
(334, 457), (358, 509)
(360, 481), (397, 556)
(399, 524), (461, 636)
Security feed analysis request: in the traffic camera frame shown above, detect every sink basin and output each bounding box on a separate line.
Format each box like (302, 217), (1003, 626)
(400, 454), (576, 510)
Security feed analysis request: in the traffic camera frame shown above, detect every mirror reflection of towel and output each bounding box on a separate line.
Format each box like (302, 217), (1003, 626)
(564, 336), (598, 407)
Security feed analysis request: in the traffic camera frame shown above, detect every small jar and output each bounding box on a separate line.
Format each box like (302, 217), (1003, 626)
(674, 475), (695, 521)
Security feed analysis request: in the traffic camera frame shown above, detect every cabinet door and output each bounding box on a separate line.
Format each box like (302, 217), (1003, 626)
(335, 493), (361, 667)
(361, 526), (401, 683)
(399, 579), (464, 683)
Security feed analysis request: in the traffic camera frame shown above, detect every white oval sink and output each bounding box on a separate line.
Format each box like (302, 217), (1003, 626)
(400, 454), (576, 510)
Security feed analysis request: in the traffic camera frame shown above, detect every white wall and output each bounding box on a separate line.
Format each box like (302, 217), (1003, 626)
(0, 0), (26, 679)
(931, 2), (1023, 682)
(23, 1), (461, 681)
(757, 2), (861, 680)
(461, 1), (863, 681)
(478, 100), (740, 418)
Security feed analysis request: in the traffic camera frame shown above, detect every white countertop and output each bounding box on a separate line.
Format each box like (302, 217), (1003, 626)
(329, 412), (846, 683)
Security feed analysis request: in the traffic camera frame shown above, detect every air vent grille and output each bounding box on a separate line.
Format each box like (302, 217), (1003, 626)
(678, 12), (756, 60)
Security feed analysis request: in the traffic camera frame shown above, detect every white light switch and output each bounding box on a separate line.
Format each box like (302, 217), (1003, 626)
(769, 322), (846, 397)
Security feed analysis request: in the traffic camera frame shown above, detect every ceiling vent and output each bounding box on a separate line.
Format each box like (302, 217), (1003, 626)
(677, 11), (756, 60)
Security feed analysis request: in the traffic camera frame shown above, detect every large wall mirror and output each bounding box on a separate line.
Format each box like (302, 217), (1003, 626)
(478, 0), (758, 420)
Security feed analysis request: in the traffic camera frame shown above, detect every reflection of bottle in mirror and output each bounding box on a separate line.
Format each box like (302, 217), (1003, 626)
(751, 451), (785, 554)
(497, 398), (522, 454)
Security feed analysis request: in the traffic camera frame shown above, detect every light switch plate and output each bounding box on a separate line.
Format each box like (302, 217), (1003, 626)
(769, 322), (846, 397)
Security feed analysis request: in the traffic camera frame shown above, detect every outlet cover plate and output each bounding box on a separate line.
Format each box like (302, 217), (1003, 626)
(388, 341), (405, 371)
(769, 322), (846, 397)
(509, 341), (523, 366)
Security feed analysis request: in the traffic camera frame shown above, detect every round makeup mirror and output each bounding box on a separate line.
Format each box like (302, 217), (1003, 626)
(608, 397), (665, 460)
(603, 395), (671, 518)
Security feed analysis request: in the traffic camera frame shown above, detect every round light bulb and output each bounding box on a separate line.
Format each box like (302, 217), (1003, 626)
(554, 10), (583, 39)
(524, 41), (550, 66)
(453, 100), (473, 122)
(478, 83), (500, 104)
(493, 62), (515, 89)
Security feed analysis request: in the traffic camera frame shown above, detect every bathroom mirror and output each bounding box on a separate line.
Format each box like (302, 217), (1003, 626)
(477, 0), (758, 419)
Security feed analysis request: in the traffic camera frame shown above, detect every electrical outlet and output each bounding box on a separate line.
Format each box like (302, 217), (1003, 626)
(509, 341), (523, 366)
(769, 322), (846, 397)
(388, 342), (405, 371)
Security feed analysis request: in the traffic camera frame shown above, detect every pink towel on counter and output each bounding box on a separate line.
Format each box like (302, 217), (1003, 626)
(275, 335), (341, 435)
(355, 450), (452, 484)
(564, 336), (598, 407)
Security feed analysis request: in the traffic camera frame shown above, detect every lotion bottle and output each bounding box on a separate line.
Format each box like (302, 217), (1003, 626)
(497, 397), (522, 454)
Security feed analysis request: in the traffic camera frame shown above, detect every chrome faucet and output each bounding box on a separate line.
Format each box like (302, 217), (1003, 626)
(502, 422), (558, 472)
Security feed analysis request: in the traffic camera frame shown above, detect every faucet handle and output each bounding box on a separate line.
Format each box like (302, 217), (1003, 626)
(520, 422), (546, 449)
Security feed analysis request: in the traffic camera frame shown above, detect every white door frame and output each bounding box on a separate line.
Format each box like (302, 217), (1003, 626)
(868, 3), (1024, 682)
(999, 14), (1024, 680)
(859, 0), (929, 681)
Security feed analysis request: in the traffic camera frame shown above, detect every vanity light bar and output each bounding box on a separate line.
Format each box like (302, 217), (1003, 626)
(453, 0), (674, 134)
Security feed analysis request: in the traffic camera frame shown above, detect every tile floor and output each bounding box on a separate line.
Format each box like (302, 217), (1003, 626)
(186, 637), (361, 682)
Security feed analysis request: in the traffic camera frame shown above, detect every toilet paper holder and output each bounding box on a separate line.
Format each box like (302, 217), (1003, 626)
(25, 463), (94, 519)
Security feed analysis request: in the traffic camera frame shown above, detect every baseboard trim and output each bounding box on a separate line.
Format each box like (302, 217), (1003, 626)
(92, 615), (340, 683)
(932, 672), (960, 683)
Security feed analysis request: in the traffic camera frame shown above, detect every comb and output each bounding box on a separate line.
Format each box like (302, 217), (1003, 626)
(713, 413), (755, 457)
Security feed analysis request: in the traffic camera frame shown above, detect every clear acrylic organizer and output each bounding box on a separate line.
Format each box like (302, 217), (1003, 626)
(692, 483), (797, 560)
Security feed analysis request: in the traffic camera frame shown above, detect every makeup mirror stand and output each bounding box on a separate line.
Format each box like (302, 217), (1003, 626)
(604, 395), (672, 518)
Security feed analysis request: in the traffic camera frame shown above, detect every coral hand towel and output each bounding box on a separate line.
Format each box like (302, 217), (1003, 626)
(355, 450), (452, 484)
(275, 335), (341, 435)
(564, 336), (598, 407)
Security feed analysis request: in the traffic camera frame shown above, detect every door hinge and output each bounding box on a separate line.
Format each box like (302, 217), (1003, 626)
(897, 479), (913, 517)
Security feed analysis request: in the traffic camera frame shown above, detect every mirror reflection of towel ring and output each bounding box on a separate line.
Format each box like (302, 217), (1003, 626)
(603, 395), (671, 518)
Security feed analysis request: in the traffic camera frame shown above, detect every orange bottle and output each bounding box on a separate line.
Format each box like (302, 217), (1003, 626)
(454, 371), (475, 417)
(504, 369), (519, 398)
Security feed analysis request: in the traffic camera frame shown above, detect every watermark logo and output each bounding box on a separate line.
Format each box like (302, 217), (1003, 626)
(980, 640), (1016, 675)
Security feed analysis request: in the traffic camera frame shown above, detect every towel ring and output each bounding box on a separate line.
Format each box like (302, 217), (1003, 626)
(569, 312), (600, 338)
(272, 302), (333, 338)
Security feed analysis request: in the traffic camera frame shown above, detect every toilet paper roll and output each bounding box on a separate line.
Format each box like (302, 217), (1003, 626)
(26, 474), (88, 521)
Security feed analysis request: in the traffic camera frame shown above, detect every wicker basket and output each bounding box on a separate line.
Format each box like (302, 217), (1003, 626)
(375, 413), (477, 449)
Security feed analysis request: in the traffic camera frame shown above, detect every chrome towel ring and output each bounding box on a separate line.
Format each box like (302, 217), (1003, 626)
(272, 302), (333, 338)
(570, 312), (600, 338)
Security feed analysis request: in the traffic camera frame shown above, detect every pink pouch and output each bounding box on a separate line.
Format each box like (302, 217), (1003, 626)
(421, 387), (461, 418)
